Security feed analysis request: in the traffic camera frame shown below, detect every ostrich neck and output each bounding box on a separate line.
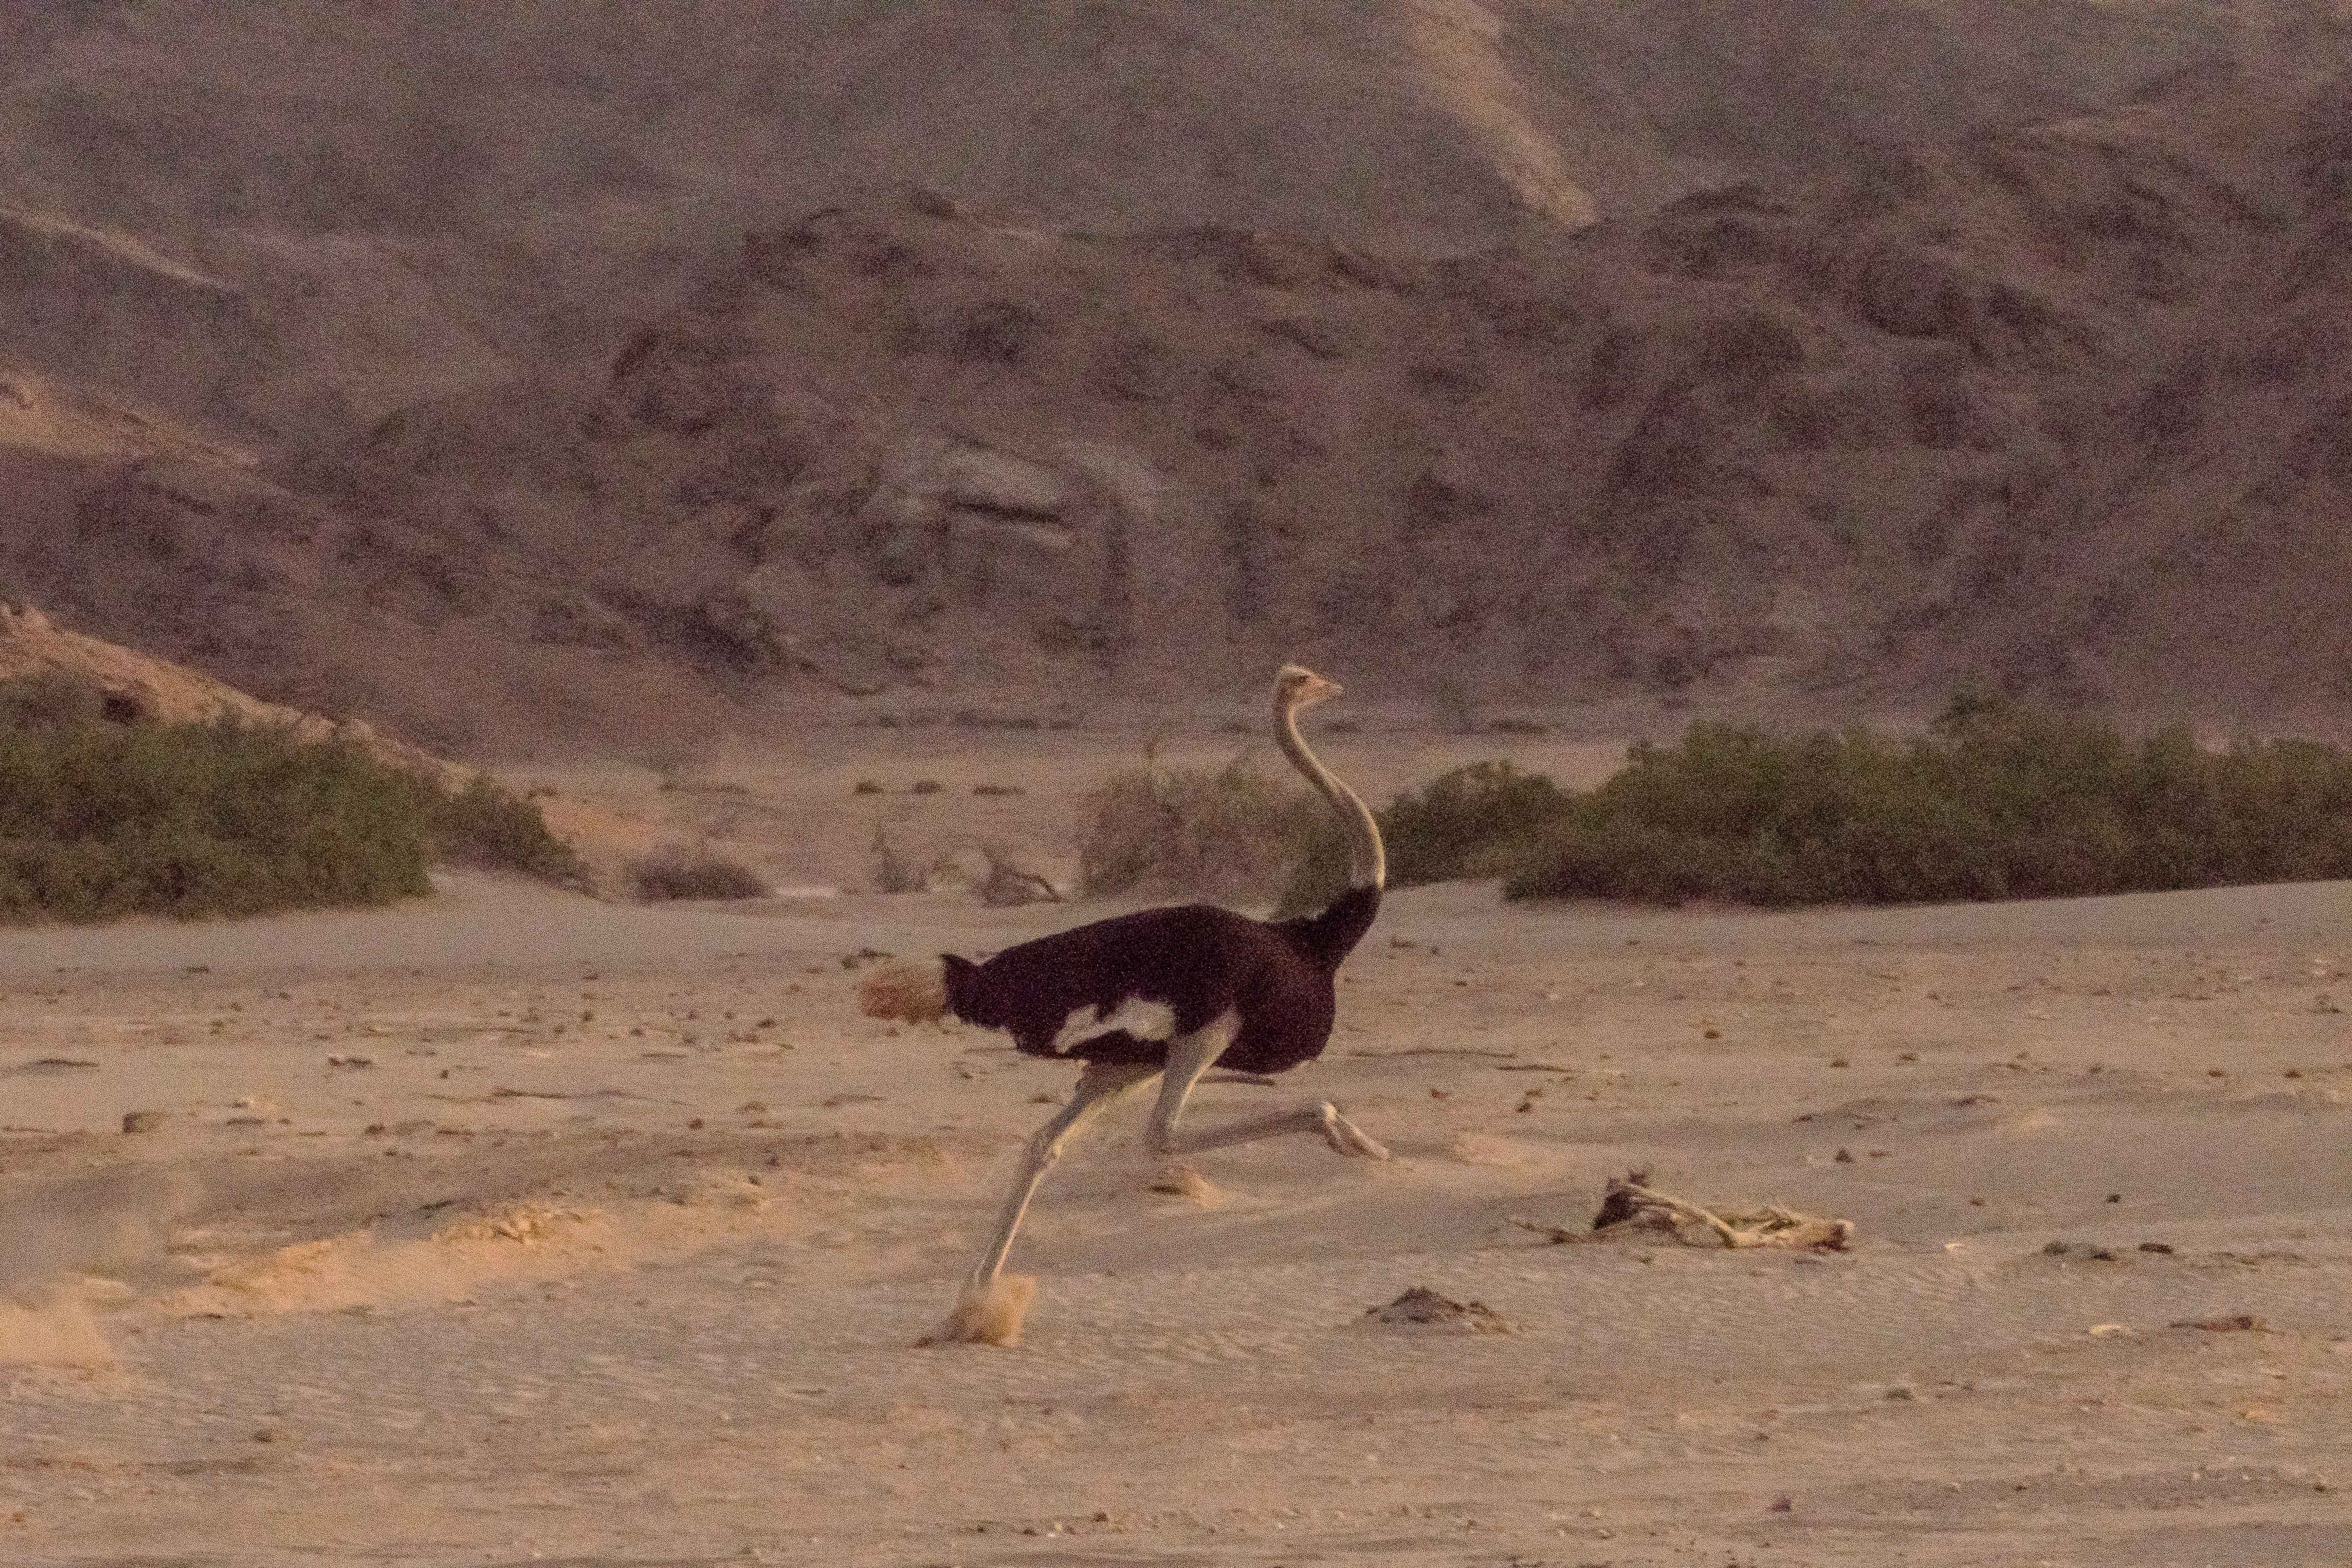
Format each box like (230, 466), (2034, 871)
(1277, 700), (1385, 891)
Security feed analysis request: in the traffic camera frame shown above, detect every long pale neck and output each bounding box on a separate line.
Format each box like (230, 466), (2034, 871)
(1277, 699), (1385, 891)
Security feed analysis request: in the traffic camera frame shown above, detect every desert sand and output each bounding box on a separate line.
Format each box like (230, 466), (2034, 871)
(3, 729), (2348, 1567)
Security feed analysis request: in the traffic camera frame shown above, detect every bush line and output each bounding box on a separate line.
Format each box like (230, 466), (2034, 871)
(0, 676), (586, 923)
(1113, 699), (2352, 914)
(1508, 700), (2352, 905)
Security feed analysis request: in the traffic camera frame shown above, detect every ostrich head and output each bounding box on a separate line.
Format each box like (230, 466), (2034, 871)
(1274, 664), (1341, 714)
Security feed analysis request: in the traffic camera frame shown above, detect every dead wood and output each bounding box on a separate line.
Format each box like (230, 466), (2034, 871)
(1511, 1173), (1854, 1252)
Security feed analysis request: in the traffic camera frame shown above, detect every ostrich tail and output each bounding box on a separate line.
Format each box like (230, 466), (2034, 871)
(858, 959), (949, 1023)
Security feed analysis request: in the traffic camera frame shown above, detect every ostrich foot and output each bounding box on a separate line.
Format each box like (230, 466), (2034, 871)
(915, 1273), (1037, 1348)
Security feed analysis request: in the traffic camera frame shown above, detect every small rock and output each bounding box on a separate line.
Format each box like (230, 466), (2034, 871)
(1364, 1286), (1512, 1334)
(1834, 1147), (1856, 1164)
(121, 1110), (168, 1134)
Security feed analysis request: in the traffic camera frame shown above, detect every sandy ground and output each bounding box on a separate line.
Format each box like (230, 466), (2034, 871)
(4, 736), (2352, 1565)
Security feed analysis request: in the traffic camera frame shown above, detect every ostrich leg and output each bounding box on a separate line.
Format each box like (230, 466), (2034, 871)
(1142, 1017), (1389, 1161)
(966, 1061), (1159, 1285)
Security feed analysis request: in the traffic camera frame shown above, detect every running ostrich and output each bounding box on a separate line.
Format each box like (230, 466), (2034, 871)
(858, 664), (1389, 1344)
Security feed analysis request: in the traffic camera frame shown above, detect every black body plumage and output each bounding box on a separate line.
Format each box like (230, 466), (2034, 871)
(940, 883), (1381, 1077)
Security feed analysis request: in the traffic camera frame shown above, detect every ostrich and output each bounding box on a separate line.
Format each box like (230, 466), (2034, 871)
(858, 664), (1389, 1344)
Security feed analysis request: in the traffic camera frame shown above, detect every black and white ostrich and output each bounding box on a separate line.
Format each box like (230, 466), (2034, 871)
(859, 664), (1388, 1344)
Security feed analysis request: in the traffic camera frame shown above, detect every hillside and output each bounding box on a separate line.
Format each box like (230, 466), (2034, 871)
(1, 5), (2348, 752)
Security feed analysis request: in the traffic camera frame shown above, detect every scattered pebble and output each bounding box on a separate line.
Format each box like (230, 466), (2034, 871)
(2044, 1240), (2123, 1261)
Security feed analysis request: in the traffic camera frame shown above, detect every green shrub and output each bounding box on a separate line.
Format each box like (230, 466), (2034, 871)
(0, 676), (589, 922)
(0, 714), (433, 922)
(1385, 761), (1576, 883)
(1502, 700), (2352, 906)
(0, 669), (111, 731)
(1275, 760), (1577, 916)
(1088, 700), (2352, 917)
(428, 775), (591, 889)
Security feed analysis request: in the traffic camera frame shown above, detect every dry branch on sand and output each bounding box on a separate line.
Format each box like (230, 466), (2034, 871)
(1511, 1173), (1855, 1252)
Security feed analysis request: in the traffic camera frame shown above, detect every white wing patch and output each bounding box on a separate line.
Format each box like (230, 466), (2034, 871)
(1050, 997), (1178, 1055)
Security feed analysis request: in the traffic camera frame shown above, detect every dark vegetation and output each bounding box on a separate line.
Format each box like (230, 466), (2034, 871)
(0, 673), (586, 923)
(1277, 761), (1567, 915)
(631, 845), (769, 901)
(1263, 699), (2352, 915)
(1507, 700), (2352, 906)
(434, 775), (592, 886)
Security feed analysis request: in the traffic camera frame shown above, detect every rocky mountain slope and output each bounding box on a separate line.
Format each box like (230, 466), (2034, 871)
(1, 5), (2347, 752)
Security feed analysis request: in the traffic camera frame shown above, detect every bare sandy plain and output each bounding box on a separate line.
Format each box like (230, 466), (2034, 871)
(3, 728), (2351, 1567)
